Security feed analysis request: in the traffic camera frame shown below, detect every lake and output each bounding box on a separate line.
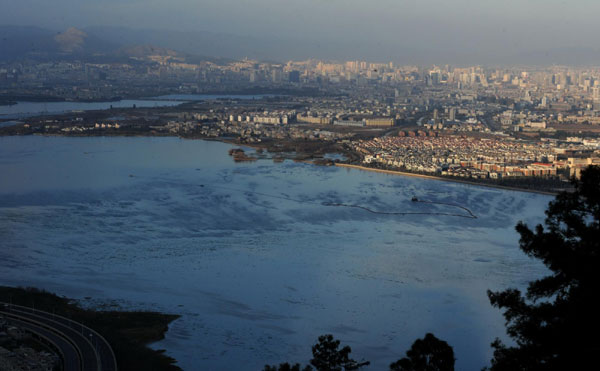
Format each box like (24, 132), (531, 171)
(0, 99), (184, 120)
(152, 94), (278, 101)
(0, 136), (551, 370)
(0, 94), (279, 121)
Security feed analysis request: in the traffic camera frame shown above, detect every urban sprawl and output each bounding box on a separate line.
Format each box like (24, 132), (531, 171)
(3, 56), (600, 186)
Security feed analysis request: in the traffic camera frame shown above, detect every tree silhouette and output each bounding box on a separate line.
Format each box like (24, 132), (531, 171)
(487, 165), (600, 370)
(263, 334), (368, 371)
(389, 333), (455, 371)
(263, 363), (312, 371)
(310, 334), (370, 371)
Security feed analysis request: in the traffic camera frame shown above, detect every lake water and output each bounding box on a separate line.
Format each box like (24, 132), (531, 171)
(0, 100), (184, 119)
(0, 121), (21, 128)
(152, 94), (277, 101)
(0, 136), (551, 370)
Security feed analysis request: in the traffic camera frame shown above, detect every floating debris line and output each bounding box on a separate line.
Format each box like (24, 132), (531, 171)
(321, 201), (477, 219)
(416, 200), (477, 219)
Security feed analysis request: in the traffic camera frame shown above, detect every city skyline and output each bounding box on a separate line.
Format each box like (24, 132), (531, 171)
(2, 0), (600, 64)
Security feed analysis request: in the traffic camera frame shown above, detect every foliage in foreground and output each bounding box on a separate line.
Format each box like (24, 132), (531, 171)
(390, 333), (454, 371)
(264, 363), (312, 371)
(310, 334), (370, 371)
(264, 333), (455, 371)
(264, 334), (369, 371)
(487, 165), (600, 370)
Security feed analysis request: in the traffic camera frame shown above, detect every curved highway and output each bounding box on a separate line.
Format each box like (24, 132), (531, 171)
(2, 316), (81, 371)
(0, 302), (117, 371)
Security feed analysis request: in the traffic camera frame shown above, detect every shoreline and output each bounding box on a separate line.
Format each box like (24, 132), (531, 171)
(0, 133), (562, 195)
(335, 163), (559, 196)
(0, 286), (181, 370)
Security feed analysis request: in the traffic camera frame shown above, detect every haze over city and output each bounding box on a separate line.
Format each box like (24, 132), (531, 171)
(1, 1), (600, 370)
(2, 0), (600, 64)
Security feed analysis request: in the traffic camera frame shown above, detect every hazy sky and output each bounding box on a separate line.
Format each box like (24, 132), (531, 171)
(2, 0), (599, 62)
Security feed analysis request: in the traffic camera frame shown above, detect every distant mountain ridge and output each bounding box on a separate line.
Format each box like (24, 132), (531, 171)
(1, 24), (600, 66)
(54, 27), (88, 53)
(0, 25), (118, 60)
(0, 25), (230, 64)
(83, 25), (266, 62)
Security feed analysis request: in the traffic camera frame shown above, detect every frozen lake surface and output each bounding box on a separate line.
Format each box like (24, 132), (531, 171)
(0, 136), (551, 370)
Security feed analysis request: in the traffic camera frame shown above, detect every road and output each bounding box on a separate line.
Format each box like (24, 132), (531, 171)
(1, 302), (117, 371)
(2, 316), (81, 371)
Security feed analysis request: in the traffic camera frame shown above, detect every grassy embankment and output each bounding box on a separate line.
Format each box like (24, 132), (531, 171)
(0, 286), (181, 371)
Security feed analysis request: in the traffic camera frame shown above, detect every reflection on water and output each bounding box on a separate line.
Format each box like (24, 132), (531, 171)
(0, 136), (551, 370)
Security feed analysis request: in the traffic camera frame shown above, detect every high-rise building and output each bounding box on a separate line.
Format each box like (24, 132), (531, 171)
(425, 75), (433, 86)
(449, 107), (456, 121)
(272, 69), (282, 83)
(288, 70), (300, 83)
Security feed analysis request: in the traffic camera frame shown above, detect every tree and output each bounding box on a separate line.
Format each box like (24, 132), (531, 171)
(487, 165), (600, 370)
(263, 334), (368, 371)
(389, 333), (455, 371)
(310, 334), (370, 371)
(263, 363), (312, 371)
